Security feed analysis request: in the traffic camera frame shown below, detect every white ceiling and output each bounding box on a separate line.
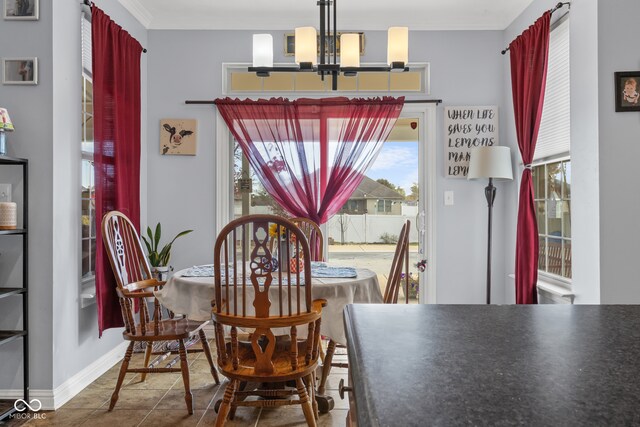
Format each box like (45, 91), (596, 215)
(118, 0), (536, 31)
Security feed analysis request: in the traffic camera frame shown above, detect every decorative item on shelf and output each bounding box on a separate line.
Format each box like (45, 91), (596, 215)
(0, 107), (14, 156)
(0, 201), (17, 230)
(141, 223), (193, 280)
(467, 146), (513, 304)
(249, 0), (409, 90)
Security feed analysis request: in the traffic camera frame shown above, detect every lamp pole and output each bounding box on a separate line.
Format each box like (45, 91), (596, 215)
(484, 178), (496, 304)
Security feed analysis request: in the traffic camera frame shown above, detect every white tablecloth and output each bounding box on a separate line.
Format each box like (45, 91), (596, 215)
(155, 267), (383, 345)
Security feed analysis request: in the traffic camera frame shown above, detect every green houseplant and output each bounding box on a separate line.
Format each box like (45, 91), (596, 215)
(141, 223), (193, 278)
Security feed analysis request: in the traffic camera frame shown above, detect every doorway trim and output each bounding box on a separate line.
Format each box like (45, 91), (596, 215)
(214, 102), (437, 303)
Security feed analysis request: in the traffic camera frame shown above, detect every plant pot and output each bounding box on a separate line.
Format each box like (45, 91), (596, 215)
(152, 266), (171, 281)
(403, 281), (419, 299)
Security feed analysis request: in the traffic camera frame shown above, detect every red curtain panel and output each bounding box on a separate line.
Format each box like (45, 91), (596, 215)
(92, 6), (143, 336)
(215, 97), (404, 224)
(509, 12), (551, 304)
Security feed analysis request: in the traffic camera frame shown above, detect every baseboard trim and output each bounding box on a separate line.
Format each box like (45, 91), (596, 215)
(0, 341), (127, 410)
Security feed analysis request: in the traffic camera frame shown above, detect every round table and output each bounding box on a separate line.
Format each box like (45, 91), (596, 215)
(155, 266), (383, 345)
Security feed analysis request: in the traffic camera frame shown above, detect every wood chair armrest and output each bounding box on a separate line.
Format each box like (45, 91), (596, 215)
(122, 290), (156, 298)
(312, 299), (327, 313)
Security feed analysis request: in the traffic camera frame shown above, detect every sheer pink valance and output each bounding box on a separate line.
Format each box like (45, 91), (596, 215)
(215, 97), (404, 224)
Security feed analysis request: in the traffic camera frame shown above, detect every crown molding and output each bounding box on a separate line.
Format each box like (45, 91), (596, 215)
(118, 0), (153, 29)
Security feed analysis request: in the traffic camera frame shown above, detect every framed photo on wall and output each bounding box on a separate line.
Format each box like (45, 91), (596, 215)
(2, 57), (38, 85)
(3, 0), (39, 20)
(160, 119), (197, 155)
(615, 71), (640, 112)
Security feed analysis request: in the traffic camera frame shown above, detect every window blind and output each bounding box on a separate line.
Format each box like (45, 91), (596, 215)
(82, 14), (92, 77)
(534, 16), (570, 161)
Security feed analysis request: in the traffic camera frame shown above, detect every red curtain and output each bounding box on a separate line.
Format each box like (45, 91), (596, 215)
(509, 12), (551, 304)
(215, 97), (404, 224)
(92, 6), (143, 336)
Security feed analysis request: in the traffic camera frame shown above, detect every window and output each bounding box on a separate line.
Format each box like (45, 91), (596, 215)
(376, 199), (392, 213)
(533, 15), (571, 280)
(224, 64), (430, 95)
(81, 14), (96, 288)
(533, 160), (571, 279)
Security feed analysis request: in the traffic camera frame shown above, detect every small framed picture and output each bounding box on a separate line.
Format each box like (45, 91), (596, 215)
(160, 119), (197, 155)
(2, 58), (38, 85)
(3, 0), (39, 20)
(615, 71), (640, 112)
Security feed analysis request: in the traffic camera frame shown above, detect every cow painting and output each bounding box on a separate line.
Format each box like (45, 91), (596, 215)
(160, 119), (197, 155)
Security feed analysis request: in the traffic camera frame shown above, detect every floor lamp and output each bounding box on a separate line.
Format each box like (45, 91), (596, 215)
(468, 146), (513, 304)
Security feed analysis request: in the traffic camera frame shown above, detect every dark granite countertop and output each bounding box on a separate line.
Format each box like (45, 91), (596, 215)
(344, 304), (640, 427)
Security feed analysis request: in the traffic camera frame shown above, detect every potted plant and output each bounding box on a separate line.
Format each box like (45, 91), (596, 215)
(141, 223), (193, 280)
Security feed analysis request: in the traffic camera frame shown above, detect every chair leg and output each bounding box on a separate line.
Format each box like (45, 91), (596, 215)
(317, 339), (336, 395)
(199, 329), (220, 385)
(141, 342), (153, 382)
(109, 342), (134, 411)
(296, 378), (317, 427)
(178, 339), (194, 415)
(305, 373), (319, 420)
(216, 380), (238, 427)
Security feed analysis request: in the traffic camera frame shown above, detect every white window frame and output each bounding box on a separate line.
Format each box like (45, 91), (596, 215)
(532, 155), (572, 287)
(530, 13), (572, 289)
(221, 63), (431, 96)
(80, 13), (96, 307)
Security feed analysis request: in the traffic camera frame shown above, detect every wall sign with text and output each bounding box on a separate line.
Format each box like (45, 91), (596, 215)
(444, 106), (499, 178)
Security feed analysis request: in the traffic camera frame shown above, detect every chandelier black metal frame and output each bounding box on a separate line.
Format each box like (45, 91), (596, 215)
(248, 0), (409, 90)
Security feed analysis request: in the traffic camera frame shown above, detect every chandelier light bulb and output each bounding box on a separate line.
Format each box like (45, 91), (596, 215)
(252, 34), (273, 68)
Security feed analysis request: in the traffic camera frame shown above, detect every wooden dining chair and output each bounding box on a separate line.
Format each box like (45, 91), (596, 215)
(317, 220), (411, 395)
(101, 211), (219, 415)
(290, 217), (324, 262)
(212, 215), (326, 427)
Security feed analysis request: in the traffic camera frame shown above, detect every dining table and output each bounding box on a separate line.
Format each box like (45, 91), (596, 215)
(155, 263), (383, 346)
(155, 263), (383, 413)
(343, 304), (640, 426)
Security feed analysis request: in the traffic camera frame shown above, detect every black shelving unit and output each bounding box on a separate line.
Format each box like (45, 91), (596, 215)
(0, 156), (28, 421)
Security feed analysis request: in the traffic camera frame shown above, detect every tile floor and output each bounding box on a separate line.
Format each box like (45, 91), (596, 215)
(2, 337), (350, 427)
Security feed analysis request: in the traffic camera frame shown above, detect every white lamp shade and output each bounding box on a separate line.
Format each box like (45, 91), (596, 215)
(252, 34), (273, 68)
(387, 27), (408, 66)
(295, 27), (317, 65)
(340, 33), (360, 68)
(0, 108), (14, 131)
(467, 146), (513, 180)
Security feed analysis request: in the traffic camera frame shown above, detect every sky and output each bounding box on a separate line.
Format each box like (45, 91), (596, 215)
(367, 141), (419, 194)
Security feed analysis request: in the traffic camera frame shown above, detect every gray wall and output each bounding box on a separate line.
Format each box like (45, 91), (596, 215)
(597, 0), (640, 303)
(145, 29), (508, 304)
(50, 0), (148, 389)
(0, 0), (147, 392)
(0, 0), (54, 392)
(501, 0), (601, 304)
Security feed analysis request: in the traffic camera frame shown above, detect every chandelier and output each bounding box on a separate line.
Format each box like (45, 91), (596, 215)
(249, 0), (409, 90)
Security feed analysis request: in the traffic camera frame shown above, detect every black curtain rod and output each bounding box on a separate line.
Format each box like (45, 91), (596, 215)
(82, 0), (148, 53)
(501, 2), (570, 55)
(185, 99), (442, 105)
